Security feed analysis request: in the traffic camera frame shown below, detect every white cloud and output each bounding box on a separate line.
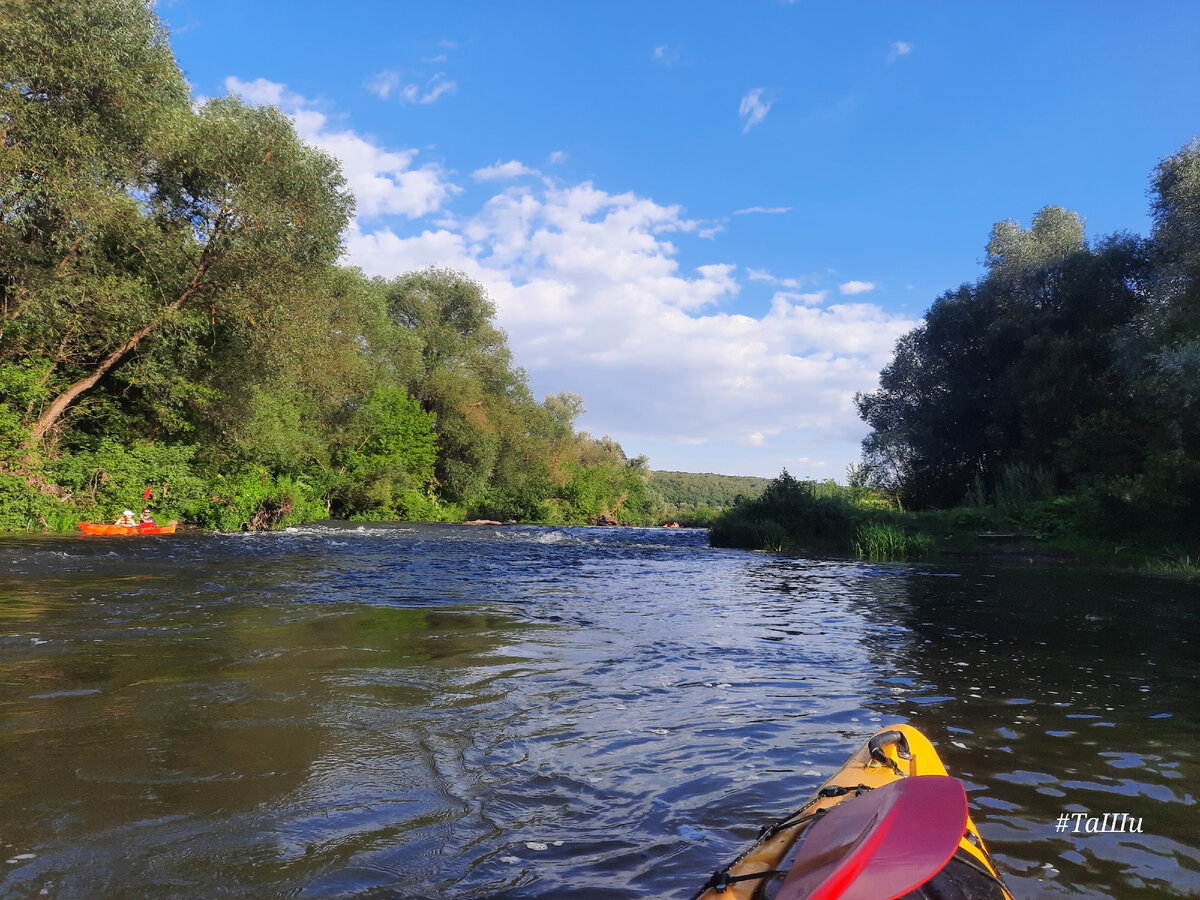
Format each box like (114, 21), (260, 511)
(224, 76), (459, 221)
(774, 290), (828, 306)
(748, 268), (810, 291)
(364, 70), (456, 104)
(653, 44), (681, 65)
(365, 70), (402, 100)
(547, 150), (567, 165)
(887, 41), (912, 62)
(420, 75), (457, 104)
(734, 206), (791, 215)
(739, 88), (773, 133)
(346, 178), (914, 472)
(230, 79), (915, 476)
(839, 280), (876, 295)
(473, 160), (540, 181)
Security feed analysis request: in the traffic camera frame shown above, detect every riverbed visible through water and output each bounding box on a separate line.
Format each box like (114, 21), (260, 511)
(1, 523), (1196, 898)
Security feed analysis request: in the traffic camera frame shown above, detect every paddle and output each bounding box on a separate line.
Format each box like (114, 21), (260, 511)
(775, 775), (968, 900)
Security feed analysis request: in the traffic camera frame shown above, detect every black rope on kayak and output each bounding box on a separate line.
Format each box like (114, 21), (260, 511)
(818, 782), (873, 799)
(752, 783), (873, 843)
(946, 846), (1016, 897)
(697, 783), (879, 896)
(758, 808), (827, 842)
(700, 867), (789, 894)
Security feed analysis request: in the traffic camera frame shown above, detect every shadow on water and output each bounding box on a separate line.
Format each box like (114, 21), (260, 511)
(0, 527), (1197, 898)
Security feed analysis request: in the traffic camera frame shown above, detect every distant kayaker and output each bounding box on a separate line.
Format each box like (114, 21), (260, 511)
(114, 510), (137, 527)
(139, 509), (158, 526)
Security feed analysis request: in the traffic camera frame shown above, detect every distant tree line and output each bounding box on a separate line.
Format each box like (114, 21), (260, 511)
(855, 142), (1200, 544)
(0, 0), (656, 530)
(649, 470), (768, 524)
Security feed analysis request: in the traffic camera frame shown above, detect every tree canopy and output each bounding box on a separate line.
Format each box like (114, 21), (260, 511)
(857, 146), (1200, 543)
(0, 0), (671, 530)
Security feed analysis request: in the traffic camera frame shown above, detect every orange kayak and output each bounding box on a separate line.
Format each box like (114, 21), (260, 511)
(78, 522), (177, 536)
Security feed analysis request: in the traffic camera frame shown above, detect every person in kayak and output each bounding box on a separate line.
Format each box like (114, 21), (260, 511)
(139, 509), (158, 526)
(114, 510), (137, 527)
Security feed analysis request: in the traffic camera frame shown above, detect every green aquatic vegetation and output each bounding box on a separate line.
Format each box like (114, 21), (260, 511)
(1140, 556), (1200, 580)
(852, 522), (933, 561)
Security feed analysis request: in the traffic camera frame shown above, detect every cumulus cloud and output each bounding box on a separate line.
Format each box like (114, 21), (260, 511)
(346, 178), (914, 470)
(547, 150), (567, 165)
(230, 79), (914, 475)
(224, 76), (459, 220)
(739, 88), (773, 132)
(839, 280), (876, 295)
(473, 160), (540, 181)
(887, 41), (912, 62)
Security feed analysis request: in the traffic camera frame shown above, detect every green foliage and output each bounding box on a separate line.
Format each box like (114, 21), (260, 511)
(709, 470), (931, 559)
(49, 439), (206, 521)
(649, 470), (770, 509)
(193, 466), (325, 531)
(852, 522), (933, 561)
(326, 386), (438, 519)
(0, 471), (70, 531)
(855, 146), (1200, 528)
(710, 470), (859, 552)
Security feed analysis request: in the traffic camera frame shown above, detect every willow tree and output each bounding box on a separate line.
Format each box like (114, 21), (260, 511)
(384, 268), (529, 503)
(0, 0), (353, 459)
(857, 206), (1149, 507)
(1, 0), (187, 449)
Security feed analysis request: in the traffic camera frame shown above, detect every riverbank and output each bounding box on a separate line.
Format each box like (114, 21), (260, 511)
(707, 471), (1200, 577)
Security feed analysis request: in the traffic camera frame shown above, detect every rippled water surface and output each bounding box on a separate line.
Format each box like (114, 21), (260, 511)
(1, 524), (1196, 898)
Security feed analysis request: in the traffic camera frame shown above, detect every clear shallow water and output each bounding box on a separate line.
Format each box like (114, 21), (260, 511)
(0, 523), (1196, 898)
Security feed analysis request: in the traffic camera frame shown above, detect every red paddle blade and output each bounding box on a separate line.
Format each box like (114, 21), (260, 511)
(776, 775), (968, 900)
(144, 486), (153, 501)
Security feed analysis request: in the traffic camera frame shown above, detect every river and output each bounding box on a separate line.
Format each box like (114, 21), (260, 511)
(0, 523), (1196, 898)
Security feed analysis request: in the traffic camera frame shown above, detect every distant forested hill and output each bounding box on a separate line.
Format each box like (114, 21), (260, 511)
(650, 471), (770, 509)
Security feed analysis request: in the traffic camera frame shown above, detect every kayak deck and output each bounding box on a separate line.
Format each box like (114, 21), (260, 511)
(693, 724), (1012, 900)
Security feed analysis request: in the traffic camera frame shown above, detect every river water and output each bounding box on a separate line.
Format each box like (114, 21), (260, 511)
(0, 523), (1196, 898)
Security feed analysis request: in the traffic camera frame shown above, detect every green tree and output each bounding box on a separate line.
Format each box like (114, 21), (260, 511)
(858, 210), (1148, 507)
(385, 268), (530, 503)
(1, 0), (190, 452)
(23, 96), (352, 447)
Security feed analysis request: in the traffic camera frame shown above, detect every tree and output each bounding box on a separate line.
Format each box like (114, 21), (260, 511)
(1, 0), (190, 452)
(25, 97), (351, 446)
(384, 268), (528, 503)
(0, 1), (354, 458)
(858, 208), (1148, 507)
(985, 206), (1086, 280)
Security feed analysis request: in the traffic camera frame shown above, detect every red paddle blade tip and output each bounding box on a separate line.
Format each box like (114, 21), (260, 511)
(777, 775), (968, 900)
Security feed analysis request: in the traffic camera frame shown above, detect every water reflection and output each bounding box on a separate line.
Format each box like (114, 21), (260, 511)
(849, 566), (1200, 898)
(0, 527), (1197, 898)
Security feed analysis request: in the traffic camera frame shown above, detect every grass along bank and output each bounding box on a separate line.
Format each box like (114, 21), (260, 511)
(709, 469), (1200, 573)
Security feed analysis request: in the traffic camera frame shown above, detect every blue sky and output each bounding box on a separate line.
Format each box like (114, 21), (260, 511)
(159, 1), (1200, 478)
